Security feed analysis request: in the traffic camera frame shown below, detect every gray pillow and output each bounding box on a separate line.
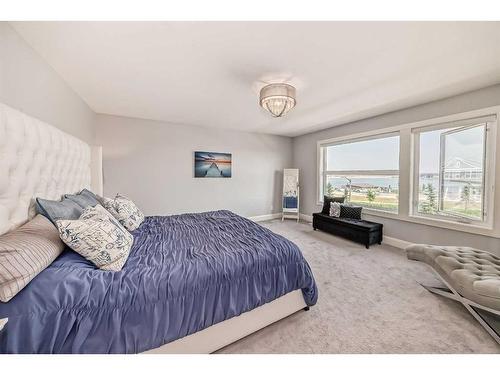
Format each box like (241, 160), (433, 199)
(64, 189), (100, 209)
(35, 196), (83, 225)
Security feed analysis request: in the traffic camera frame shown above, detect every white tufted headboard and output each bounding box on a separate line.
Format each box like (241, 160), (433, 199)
(0, 102), (102, 236)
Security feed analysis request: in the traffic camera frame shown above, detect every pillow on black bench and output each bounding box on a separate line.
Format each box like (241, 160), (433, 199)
(321, 196), (345, 214)
(340, 204), (362, 220)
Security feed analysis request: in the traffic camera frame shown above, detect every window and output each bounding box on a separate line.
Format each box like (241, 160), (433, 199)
(317, 108), (498, 235)
(412, 116), (495, 224)
(319, 133), (400, 213)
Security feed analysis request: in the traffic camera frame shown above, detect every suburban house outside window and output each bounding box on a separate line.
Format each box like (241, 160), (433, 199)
(412, 116), (496, 225)
(318, 133), (400, 213)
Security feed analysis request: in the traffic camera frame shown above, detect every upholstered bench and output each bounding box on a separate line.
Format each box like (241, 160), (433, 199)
(312, 213), (383, 249)
(407, 244), (500, 344)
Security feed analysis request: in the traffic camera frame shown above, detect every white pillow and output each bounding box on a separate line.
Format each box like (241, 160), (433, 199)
(101, 194), (145, 231)
(329, 201), (341, 217)
(56, 205), (133, 271)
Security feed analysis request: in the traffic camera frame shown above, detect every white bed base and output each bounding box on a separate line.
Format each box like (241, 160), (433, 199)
(0, 102), (308, 353)
(145, 289), (307, 354)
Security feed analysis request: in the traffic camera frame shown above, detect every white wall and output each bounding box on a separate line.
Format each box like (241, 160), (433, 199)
(0, 22), (291, 220)
(0, 22), (94, 143)
(4, 18), (500, 252)
(95, 114), (292, 218)
(293, 84), (500, 253)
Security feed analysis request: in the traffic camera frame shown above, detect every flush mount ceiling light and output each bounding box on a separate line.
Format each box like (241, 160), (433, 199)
(259, 83), (296, 117)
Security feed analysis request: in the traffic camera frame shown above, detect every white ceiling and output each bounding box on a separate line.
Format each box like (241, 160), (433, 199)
(11, 21), (500, 137)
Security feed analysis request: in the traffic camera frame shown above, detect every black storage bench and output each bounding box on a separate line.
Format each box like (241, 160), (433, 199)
(312, 213), (383, 249)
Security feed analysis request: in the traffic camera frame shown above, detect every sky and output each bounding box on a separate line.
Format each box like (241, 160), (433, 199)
(419, 125), (484, 173)
(326, 135), (399, 171)
(326, 125), (484, 174)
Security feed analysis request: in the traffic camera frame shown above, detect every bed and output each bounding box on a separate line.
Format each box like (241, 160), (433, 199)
(0, 103), (318, 354)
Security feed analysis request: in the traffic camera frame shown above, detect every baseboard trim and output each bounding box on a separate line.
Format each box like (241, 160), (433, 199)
(253, 212), (413, 250)
(300, 212), (411, 249)
(380, 235), (413, 250)
(248, 213), (282, 222)
(249, 213), (315, 223)
(299, 213), (313, 223)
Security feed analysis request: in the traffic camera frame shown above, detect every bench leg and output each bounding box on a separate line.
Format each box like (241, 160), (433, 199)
(419, 268), (500, 345)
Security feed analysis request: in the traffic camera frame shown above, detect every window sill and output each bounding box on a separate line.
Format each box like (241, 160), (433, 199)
(315, 200), (498, 237)
(361, 207), (400, 218)
(362, 209), (498, 238)
(316, 201), (399, 218)
(406, 213), (494, 232)
(316, 201), (499, 237)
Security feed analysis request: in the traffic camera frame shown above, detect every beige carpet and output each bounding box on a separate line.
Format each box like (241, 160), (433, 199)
(217, 219), (499, 353)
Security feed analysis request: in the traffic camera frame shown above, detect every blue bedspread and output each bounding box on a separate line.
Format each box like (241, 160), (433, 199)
(0, 210), (317, 353)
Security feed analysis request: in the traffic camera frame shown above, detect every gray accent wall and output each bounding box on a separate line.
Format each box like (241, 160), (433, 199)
(293, 84), (500, 253)
(95, 114), (292, 218)
(0, 22), (95, 143)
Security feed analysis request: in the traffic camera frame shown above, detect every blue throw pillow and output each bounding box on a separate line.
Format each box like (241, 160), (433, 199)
(35, 197), (84, 225)
(64, 189), (100, 209)
(339, 204), (362, 220)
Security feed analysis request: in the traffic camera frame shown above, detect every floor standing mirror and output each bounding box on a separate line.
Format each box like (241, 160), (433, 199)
(282, 168), (300, 222)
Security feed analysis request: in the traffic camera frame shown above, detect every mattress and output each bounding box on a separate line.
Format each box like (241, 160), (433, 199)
(0, 210), (317, 353)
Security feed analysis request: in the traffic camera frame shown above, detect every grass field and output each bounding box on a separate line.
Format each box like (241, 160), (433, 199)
(416, 193), (482, 219)
(442, 200), (482, 219)
(349, 192), (398, 212)
(331, 191), (482, 219)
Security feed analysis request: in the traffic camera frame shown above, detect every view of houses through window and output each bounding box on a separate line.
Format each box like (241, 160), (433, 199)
(415, 123), (487, 222)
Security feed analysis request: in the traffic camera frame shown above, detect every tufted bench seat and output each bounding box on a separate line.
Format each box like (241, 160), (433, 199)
(407, 244), (500, 344)
(407, 244), (500, 310)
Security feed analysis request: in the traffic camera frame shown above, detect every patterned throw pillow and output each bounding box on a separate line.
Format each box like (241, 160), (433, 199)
(329, 202), (341, 217)
(321, 196), (345, 214)
(339, 204), (363, 220)
(101, 194), (145, 231)
(56, 205), (133, 271)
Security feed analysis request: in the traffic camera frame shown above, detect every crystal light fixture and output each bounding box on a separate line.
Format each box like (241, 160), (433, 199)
(259, 83), (296, 117)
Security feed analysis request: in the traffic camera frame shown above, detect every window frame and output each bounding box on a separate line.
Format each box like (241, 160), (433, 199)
(410, 117), (496, 227)
(318, 132), (400, 214)
(316, 105), (500, 238)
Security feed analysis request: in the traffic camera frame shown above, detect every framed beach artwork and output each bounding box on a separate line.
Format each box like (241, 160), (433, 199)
(194, 151), (232, 178)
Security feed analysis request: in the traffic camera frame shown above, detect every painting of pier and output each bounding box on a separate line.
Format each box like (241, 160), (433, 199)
(194, 151), (232, 178)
